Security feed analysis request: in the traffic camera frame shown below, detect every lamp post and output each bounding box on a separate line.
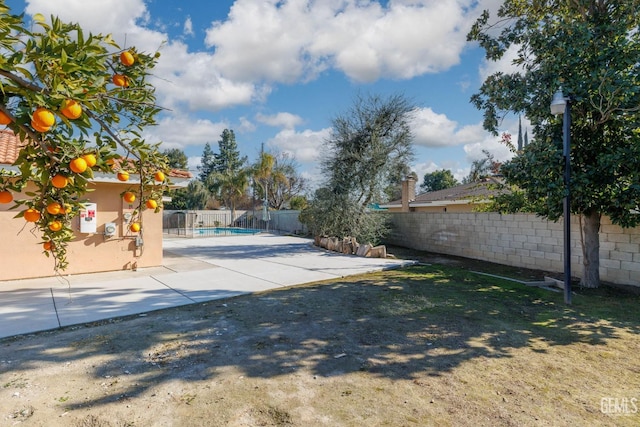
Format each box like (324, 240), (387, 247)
(550, 88), (572, 304)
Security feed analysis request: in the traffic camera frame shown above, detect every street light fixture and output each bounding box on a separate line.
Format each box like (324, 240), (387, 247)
(550, 88), (572, 304)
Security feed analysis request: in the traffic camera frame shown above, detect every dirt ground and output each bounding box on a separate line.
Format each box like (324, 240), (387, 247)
(1, 248), (638, 426)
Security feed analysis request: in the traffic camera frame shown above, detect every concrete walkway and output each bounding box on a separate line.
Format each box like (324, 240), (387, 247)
(0, 234), (414, 339)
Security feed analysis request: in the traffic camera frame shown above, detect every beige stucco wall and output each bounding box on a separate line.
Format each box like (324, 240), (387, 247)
(385, 212), (640, 288)
(0, 181), (162, 281)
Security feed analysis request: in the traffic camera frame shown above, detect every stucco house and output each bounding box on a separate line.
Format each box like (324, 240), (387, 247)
(0, 130), (190, 281)
(381, 176), (506, 213)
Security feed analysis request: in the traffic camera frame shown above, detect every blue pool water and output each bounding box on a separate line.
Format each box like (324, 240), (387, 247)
(194, 227), (262, 236)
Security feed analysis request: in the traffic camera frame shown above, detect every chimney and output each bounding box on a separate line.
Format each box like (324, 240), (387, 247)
(401, 176), (416, 212)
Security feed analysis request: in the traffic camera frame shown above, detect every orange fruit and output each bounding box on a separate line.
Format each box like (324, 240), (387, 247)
(117, 171), (129, 182)
(69, 157), (88, 174)
(31, 119), (50, 133)
(46, 202), (63, 215)
(120, 51), (135, 66)
(48, 220), (63, 232)
(51, 174), (69, 189)
(130, 222), (141, 233)
(60, 99), (82, 119)
(154, 171), (165, 182)
(0, 110), (12, 125)
(23, 208), (41, 222)
(0, 190), (12, 203)
(112, 74), (129, 87)
(43, 241), (53, 251)
(82, 153), (97, 168)
(145, 199), (158, 209)
(123, 191), (136, 203)
(33, 107), (55, 127)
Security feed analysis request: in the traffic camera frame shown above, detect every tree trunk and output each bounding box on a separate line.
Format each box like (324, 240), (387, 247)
(580, 210), (601, 288)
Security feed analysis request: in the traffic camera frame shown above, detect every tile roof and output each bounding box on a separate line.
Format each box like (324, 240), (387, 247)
(0, 129), (29, 164)
(413, 178), (504, 203)
(0, 129), (192, 179)
(386, 177), (506, 206)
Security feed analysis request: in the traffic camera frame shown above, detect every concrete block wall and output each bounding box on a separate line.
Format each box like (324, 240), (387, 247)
(385, 212), (640, 288)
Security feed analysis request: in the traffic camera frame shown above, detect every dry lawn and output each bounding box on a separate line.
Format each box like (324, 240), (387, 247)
(1, 260), (639, 426)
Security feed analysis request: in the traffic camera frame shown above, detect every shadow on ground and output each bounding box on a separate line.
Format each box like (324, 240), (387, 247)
(1, 261), (638, 415)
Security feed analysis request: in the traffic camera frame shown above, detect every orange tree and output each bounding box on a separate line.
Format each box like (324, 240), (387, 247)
(0, 2), (169, 272)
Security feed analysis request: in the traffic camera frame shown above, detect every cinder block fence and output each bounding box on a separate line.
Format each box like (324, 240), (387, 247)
(385, 212), (640, 288)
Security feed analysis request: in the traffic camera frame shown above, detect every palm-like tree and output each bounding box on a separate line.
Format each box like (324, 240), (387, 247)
(208, 168), (249, 224)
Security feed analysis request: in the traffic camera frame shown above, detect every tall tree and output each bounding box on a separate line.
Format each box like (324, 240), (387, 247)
(468, 0), (640, 288)
(208, 168), (249, 221)
(202, 129), (249, 213)
(165, 180), (210, 210)
(0, 3), (167, 272)
(198, 142), (215, 182)
(163, 148), (188, 170)
(301, 93), (415, 243)
(213, 129), (246, 174)
(253, 150), (307, 210)
(421, 169), (459, 193)
(252, 149), (275, 206)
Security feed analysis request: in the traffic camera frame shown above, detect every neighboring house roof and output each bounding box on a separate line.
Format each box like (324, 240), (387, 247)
(0, 129), (192, 184)
(0, 129), (29, 164)
(381, 177), (506, 209)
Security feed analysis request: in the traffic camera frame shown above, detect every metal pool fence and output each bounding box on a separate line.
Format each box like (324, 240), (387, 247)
(163, 210), (307, 237)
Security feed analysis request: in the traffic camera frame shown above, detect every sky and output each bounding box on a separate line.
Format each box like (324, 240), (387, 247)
(5, 0), (527, 189)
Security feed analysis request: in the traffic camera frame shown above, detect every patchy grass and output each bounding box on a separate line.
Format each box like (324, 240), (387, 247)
(0, 263), (639, 426)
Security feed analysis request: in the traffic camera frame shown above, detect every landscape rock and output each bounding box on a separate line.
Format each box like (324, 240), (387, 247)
(357, 244), (372, 257)
(368, 245), (387, 258)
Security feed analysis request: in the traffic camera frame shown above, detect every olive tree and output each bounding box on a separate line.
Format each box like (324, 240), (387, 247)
(0, 3), (168, 271)
(468, 0), (640, 288)
(301, 93), (415, 244)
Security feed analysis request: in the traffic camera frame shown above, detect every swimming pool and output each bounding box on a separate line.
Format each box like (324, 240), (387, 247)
(194, 227), (262, 236)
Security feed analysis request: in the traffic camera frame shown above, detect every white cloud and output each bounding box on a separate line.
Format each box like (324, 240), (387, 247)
(23, 0), (268, 112)
(206, 0), (481, 84)
(20, 0), (494, 113)
(183, 17), (194, 37)
(266, 127), (331, 164)
(479, 44), (523, 81)
(24, 0), (166, 54)
(411, 108), (483, 148)
(142, 115), (229, 150)
(187, 155), (202, 173)
(256, 112), (303, 129)
(25, 0), (149, 36)
(150, 44), (267, 111)
(237, 117), (256, 133)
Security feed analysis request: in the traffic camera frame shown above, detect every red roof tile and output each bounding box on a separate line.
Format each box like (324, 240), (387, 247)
(0, 129), (29, 165)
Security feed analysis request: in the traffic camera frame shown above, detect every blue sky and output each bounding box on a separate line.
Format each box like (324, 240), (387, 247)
(6, 0), (525, 188)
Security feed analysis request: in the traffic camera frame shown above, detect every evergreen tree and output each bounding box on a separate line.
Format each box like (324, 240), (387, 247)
(198, 142), (216, 182)
(163, 148), (188, 170)
(213, 129), (247, 174)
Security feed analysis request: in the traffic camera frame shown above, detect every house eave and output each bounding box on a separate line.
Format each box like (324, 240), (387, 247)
(379, 199), (490, 209)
